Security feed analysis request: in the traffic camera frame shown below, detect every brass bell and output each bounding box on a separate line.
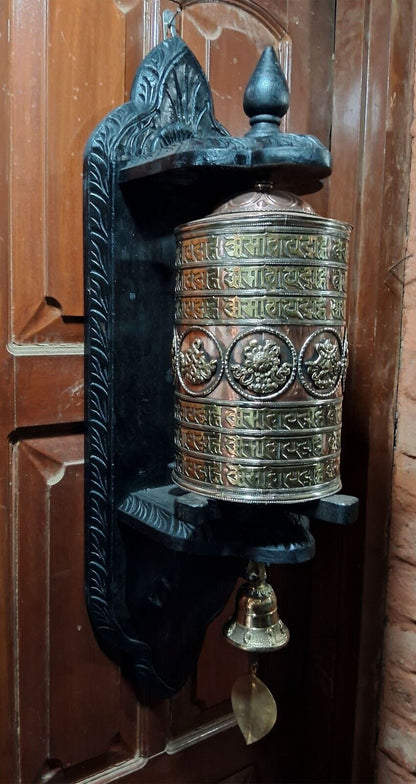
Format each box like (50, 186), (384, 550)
(223, 562), (290, 652)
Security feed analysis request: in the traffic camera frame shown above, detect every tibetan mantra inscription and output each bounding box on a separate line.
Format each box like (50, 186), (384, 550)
(172, 190), (352, 502)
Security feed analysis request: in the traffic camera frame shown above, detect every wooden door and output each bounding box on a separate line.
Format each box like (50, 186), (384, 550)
(0, 1), (412, 782)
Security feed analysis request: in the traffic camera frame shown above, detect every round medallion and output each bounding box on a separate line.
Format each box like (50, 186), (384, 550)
(225, 328), (297, 400)
(176, 327), (224, 397)
(298, 328), (344, 398)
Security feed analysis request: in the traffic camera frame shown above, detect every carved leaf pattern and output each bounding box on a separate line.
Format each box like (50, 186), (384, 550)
(119, 493), (195, 541)
(129, 37), (229, 157)
(85, 105), (137, 634)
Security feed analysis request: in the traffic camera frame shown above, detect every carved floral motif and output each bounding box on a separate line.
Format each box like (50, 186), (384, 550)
(231, 338), (292, 395)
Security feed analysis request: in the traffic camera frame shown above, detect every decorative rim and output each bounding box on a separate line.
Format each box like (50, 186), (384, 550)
(172, 468), (342, 504)
(175, 212), (353, 239)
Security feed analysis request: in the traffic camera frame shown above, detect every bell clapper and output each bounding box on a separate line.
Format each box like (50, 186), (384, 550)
(250, 654), (259, 677)
(225, 560), (288, 744)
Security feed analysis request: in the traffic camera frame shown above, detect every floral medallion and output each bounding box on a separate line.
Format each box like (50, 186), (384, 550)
(225, 328), (297, 400)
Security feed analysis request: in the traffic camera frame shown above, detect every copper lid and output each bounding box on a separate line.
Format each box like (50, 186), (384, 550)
(212, 184), (316, 216)
(175, 186), (351, 238)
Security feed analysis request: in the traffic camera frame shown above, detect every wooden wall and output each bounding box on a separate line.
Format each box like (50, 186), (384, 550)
(377, 40), (416, 783)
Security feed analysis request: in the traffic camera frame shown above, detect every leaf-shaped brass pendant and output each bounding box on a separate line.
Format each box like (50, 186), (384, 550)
(231, 672), (277, 745)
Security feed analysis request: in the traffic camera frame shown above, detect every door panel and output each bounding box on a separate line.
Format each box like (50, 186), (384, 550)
(9, 0), (138, 345)
(15, 355), (84, 427)
(14, 436), (139, 782)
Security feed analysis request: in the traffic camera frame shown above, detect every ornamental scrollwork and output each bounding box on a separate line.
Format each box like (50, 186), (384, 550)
(306, 338), (342, 390)
(298, 328), (344, 398)
(179, 338), (217, 385)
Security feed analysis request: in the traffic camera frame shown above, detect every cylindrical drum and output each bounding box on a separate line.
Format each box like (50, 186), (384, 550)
(172, 189), (352, 502)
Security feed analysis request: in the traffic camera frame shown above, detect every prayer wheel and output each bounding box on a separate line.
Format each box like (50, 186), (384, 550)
(172, 186), (351, 503)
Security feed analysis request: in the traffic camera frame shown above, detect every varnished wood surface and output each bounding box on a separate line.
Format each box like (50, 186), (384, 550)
(15, 437), (127, 780)
(348, 2), (415, 779)
(302, 0), (415, 776)
(9, 0), (131, 344)
(0, 0), (413, 781)
(2, 2), (144, 781)
(0, 0), (14, 779)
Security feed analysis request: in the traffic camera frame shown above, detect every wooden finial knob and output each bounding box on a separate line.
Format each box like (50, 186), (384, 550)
(243, 47), (290, 135)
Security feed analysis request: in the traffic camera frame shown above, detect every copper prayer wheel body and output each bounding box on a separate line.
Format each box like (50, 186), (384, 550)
(172, 189), (352, 503)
